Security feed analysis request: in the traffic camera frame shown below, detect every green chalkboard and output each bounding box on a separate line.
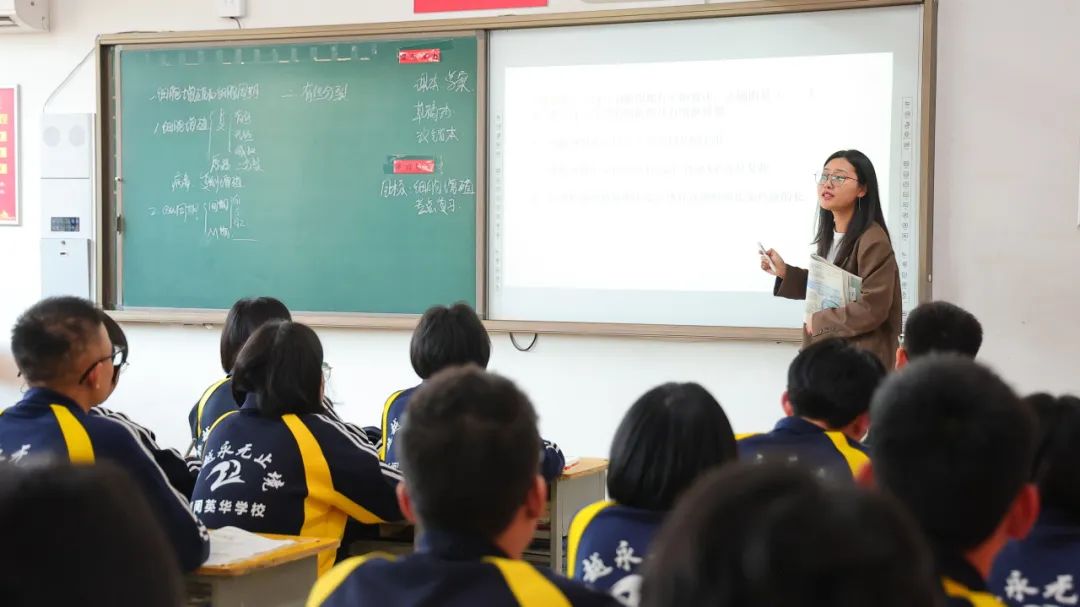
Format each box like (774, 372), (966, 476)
(116, 35), (478, 314)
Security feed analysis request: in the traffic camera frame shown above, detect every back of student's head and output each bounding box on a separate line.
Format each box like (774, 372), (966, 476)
(410, 303), (491, 380)
(11, 296), (104, 384)
(1027, 393), (1080, 523)
(398, 365), (540, 540)
(608, 382), (736, 511)
(870, 355), (1036, 552)
(902, 301), (982, 360)
(787, 339), (886, 429)
(231, 320), (324, 417)
(0, 461), (184, 607)
(220, 296), (292, 374)
(641, 464), (939, 607)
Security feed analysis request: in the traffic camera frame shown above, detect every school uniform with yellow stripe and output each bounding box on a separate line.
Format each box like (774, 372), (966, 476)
(307, 529), (619, 607)
(187, 376), (236, 458)
(736, 416), (869, 482)
(938, 551), (1005, 606)
(380, 386), (567, 481)
(93, 406), (199, 497)
(0, 387), (210, 571)
(566, 500), (663, 606)
(990, 507), (1080, 607)
(192, 394), (404, 575)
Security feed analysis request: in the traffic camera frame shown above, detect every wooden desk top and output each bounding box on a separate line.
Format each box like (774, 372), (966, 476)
(562, 457), (608, 480)
(194, 534), (340, 578)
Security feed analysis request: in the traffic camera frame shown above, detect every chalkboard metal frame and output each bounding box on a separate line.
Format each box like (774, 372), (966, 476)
(97, 0), (935, 343)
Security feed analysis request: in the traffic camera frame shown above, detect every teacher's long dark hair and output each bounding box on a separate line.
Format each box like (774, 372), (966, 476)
(813, 150), (890, 265)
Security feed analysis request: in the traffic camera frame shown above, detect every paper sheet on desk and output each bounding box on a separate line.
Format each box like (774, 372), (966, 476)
(204, 527), (296, 566)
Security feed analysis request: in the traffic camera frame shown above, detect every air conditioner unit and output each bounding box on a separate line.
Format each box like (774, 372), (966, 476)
(0, 0), (49, 32)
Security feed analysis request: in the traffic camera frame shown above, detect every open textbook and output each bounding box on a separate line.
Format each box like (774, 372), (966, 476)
(806, 254), (862, 317)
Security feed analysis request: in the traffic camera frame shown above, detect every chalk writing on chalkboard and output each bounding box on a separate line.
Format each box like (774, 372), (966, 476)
(118, 36), (478, 312)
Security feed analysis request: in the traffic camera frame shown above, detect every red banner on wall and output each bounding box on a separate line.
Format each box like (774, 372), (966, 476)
(414, 0), (547, 13)
(0, 86), (17, 226)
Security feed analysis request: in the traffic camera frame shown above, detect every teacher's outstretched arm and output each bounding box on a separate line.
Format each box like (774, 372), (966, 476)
(758, 150), (902, 368)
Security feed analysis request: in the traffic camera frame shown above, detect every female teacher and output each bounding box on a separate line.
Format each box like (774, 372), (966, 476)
(760, 149), (902, 368)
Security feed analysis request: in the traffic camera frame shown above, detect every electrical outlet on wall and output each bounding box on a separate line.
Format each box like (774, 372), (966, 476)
(216, 0), (246, 18)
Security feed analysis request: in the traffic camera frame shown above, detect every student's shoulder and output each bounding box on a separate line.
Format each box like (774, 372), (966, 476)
(844, 434), (870, 454)
(200, 380), (239, 415)
(308, 552), (399, 606)
(573, 499), (617, 525)
(82, 411), (158, 458)
(195, 377), (233, 407)
(205, 407), (247, 434)
(388, 386), (418, 408)
(943, 594), (1002, 607)
(199, 376), (231, 393)
(298, 413), (391, 469)
(735, 429), (773, 447)
(83, 409), (141, 440)
(90, 407), (158, 440)
(942, 578), (1004, 607)
(537, 566), (622, 606)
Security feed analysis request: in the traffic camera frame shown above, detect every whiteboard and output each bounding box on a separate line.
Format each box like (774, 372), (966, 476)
(488, 5), (924, 328)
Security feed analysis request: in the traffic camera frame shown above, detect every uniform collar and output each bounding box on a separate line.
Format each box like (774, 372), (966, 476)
(936, 549), (987, 594)
(417, 528), (509, 561)
(17, 387), (86, 414)
(774, 416), (829, 435)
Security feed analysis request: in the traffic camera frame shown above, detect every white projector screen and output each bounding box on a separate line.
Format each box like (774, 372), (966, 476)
(488, 5), (924, 328)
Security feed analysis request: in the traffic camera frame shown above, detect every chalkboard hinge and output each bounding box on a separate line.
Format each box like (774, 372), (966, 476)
(116, 214), (124, 234)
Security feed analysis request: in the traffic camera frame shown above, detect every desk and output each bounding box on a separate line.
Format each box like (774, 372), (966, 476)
(547, 457), (609, 574)
(187, 534), (339, 607)
(351, 458), (609, 574)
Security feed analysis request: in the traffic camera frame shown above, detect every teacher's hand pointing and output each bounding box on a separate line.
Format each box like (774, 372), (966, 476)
(760, 249), (787, 280)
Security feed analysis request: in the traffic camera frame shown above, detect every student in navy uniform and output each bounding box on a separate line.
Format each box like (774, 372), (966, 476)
(0, 462), (185, 607)
(188, 296), (291, 457)
(738, 338), (885, 482)
(896, 301), (983, 369)
(567, 382), (736, 606)
(865, 356), (1039, 607)
(990, 394), (1080, 607)
(309, 366), (618, 607)
(379, 302), (565, 480)
(191, 320), (402, 575)
(0, 297), (209, 571)
(640, 463), (940, 607)
(91, 312), (200, 497)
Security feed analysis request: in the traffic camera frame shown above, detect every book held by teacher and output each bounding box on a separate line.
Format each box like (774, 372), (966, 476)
(805, 254), (862, 317)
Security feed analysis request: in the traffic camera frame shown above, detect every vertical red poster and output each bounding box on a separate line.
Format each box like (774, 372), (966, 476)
(0, 86), (17, 225)
(414, 0), (547, 13)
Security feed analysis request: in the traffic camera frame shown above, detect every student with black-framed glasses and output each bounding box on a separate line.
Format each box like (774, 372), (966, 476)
(0, 296), (209, 572)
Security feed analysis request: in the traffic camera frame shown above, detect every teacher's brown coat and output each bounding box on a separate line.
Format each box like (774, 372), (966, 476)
(775, 223), (903, 369)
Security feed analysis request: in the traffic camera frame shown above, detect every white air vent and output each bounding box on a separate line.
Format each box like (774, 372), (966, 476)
(0, 0), (49, 33)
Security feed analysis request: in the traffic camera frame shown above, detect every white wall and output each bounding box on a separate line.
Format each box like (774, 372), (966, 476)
(1, 0), (1078, 456)
(932, 0), (1080, 396)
